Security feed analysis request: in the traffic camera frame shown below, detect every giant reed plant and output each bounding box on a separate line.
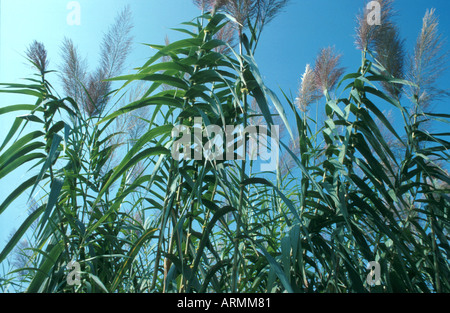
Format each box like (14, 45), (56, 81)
(0, 1), (449, 293)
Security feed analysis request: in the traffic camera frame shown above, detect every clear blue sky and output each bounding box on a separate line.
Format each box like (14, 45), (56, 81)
(1, 0), (449, 252)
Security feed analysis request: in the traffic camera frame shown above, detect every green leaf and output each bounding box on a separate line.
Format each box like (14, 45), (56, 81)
(0, 204), (45, 263)
(187, 205), (236, 291)
(18, 114), (44, 124)
(0, 88), (43, 98)
(29, 133), (62, 198)
(0, 104), (41, 115)
(0, 118), (24, 152)
(142, 38), (203, 68)
(93, 124), (173, 207)
(86, 273), (109, 293)
(0, 174), (48, 216)
(99, 96), (183, 123)
(109, 73), (188, 90)
(138, 61), (193, 75)
(0, 151), (46, 179)
(255, 241), (294, 293)
(110, 228), (158, 291)
(243, 54), (295, 142)
(38, 178), (64, 236)
(0, 130), (44, 163)
(26, 241), (65, 293)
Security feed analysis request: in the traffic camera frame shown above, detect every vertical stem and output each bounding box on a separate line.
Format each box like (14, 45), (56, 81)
(41, 75), (71, 264)
(429, 211), (442, 292)
(159, 15), (213, 291)
(150, 164), (174, 291)
(232, 29), (248, 293)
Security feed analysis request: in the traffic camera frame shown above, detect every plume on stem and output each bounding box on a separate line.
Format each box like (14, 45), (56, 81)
(86, 5), (133, 116)
(210, 0), (290, 31)
(313, 46), (345, 93)
(355, 0), (405, 99)
(60, 6), (134, 116)
(253, 0), (290, 27)
(60, 38), (88, 104)
(407, 8), (449, 112)
(374, 25), (405, 99)
(355, 0), (396, 52)
(295, 64), (320, 113)
(26, 41), (49, 76)
(193, 0), (214, 11)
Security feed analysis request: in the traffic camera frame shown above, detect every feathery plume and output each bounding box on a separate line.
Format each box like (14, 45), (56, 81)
(193, 0), (229, 13)
(84, 69), (110, 116)
(313, 46), (345, 93)
(26, 41), (49, 75)
(407, 8), (449, 112)
(355, 1), (405, 99)
(215, 0), (230, 7)
(374, 25), (405, 99)
(221, 0), (254, 30)
(85, 6), (134, 116)
(253, 0), (290, 27)
(214, 0), (289, 31)
(60, 37), (88, 104)
(355, 0), (396, 51)
(295, 64), (321, 113)
(193, 0), (214, 11)
(99, 6), (133, 80)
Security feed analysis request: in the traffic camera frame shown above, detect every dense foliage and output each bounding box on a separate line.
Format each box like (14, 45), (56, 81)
(0, 2), (449, 293)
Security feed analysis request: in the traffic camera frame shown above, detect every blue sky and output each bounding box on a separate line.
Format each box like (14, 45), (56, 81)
(1, 0), (449, 252)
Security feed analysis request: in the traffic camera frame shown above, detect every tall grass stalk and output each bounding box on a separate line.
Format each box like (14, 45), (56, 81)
(0, 2), (449, 293)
